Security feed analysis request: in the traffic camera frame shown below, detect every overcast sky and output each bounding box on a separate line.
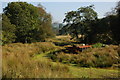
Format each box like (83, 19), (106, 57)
(1, 1), (118, 23)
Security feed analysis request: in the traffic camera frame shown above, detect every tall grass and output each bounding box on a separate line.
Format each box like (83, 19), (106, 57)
(2, 42), (72, 78)
(49, 45), (120, 68)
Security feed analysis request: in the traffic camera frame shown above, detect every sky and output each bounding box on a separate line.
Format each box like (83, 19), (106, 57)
(0, 1), (118, 23)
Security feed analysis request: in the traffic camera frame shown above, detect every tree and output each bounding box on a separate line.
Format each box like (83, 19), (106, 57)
(107, 1), (120, 44)
(0, 13), (1, 31)
(4, 2), (40, 43)
(2, 14), (16, 44)
(63, 5), (97, 42)
(90, 1), (120, 44)
(3, 2), (54, 43)
(116, 1), (120, 15)
(37, 7), (55, 41)
(90, 17), (115, 44)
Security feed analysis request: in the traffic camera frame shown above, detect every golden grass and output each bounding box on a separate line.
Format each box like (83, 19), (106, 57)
(2, 42), (72, 78)
(2, 37), (120, 78)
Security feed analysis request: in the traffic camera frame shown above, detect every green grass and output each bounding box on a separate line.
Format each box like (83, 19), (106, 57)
(33, 48), (119, 78)
(69, 66), (119, 78)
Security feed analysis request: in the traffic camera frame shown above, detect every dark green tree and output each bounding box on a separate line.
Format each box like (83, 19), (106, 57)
(90, 17), (115, 44)
(2, 14), (16, 44)
(3, 2), (54, 43)
(4, 2), (40, 43)
(63, 5), (97, 43)
(116, 1), (120, 15)
(90, 1), (120, 44)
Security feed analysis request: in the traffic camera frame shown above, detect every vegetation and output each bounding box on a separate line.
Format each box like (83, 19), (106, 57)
(2, 37), (119, 78)
(92, 43), (104, 48)
(49, 44), (119, 68)
(61, 3), (120, 44)
(2, 42), (72, 78)
(1, 1), (120, 79)
(2, 14), (16, 44)
(63, 5), (97, 42)
(2, 2), (54, 44)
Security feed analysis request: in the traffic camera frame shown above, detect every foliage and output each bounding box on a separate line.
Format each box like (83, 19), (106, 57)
(92, 43), (103, 48)
(0, 14), (2, 45)
(89, 2), (120, 44)
(49, 45), (119, 68)
(109, 15), (120, 44)
(2, 14), (16, 44)
(60, 3), (120, 44)
(3, 2), (54, 43)
(116, 1), (120, 15)
(62, 5), (97, 41)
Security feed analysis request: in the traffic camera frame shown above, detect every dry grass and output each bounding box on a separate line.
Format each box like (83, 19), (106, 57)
(2, 36), (120, 78)
(55, 35), (71, 39)
(3, 42), (56, 57)
(0, 46), (2, 78)
(49, 45), (120, 68)
(2, 42), (72, 78)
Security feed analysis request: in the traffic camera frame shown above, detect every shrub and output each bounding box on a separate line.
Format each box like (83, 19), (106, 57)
(49, 45), (119, 68)
(92, 43), (103, 48)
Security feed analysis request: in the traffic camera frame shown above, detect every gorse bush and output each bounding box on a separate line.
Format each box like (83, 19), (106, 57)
(2, 42), (72, 78)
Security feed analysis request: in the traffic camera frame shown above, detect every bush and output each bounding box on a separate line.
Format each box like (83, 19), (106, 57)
(92, 43), (104, 48)
(49, 45), (119, 68)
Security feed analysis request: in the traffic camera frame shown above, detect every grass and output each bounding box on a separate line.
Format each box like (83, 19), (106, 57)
(32, 44), (119, 78)
(48, 41), (119, 68)
(2, 35), (120, 78)
(2, 42), (72, 78)
(33, 47), (119, 78)
(69, 66), (119, 78)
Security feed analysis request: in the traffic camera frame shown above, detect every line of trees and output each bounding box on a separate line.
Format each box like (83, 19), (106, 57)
(60, 2), (120, 44)
(2, 2), (54, 44)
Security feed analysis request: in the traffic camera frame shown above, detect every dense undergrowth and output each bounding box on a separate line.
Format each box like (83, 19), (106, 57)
(2, 42), (72, 78)
(49, 45), (120, 68)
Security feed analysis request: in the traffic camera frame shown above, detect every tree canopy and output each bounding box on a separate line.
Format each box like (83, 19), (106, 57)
(2, 2), (54, 44)
(61, 3), (120, 44)
(63, 5), (97, 42)
(2, 14), (16, 44)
